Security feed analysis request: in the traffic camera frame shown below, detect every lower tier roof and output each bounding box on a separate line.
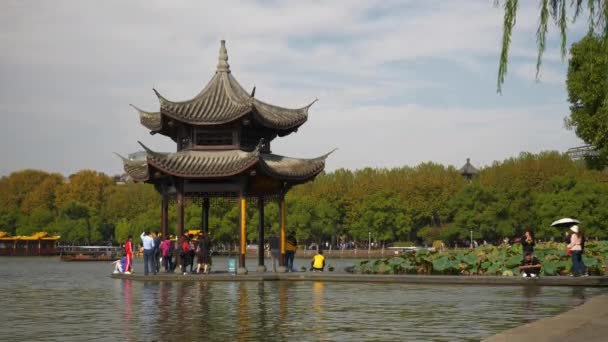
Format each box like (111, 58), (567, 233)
(118, 143), (334, 183)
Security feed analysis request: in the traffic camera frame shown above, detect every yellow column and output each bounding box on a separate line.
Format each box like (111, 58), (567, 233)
(239, 196), (247, 269)
(280, 198), (286, 266)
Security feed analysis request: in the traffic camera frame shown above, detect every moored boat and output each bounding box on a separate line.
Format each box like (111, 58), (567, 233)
(59, 246), (122, 262)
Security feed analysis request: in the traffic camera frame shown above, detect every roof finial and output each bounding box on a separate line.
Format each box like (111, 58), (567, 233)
(217, 40), (230, 72)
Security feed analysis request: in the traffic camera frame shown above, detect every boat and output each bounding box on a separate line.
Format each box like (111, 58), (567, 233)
(0, 232), (60, 256)
(59, 246), (123, 261)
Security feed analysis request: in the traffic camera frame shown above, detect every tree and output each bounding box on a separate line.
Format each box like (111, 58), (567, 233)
(496, 0), (608, 93)
(20, 174), (63, 214)
(0, 170), (53, 210)
(566, 34), (608, 168)
(350, 191), (412, 242)
(55, 170), (114, 212)
(15, 207), (54, 236)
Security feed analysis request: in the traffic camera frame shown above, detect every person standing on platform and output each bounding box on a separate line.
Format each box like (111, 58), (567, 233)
(567, 225), (588, 277)
(188, 235), (196, 273)
(520, 230), (535, 256)
(285, 234), (297, 272)
(160, 235), (173, 272)
(153, 231), (161, 274)
(196, 233), (212, 274)
(124, 235), (133, 274)
(269, 235), (280, 272)
(180, 235), (191, 275)
(141, 231), (155, 275)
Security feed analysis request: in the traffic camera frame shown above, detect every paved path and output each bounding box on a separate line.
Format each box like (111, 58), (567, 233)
(483, 294), (608, 342)
(111, 272), (608, 287)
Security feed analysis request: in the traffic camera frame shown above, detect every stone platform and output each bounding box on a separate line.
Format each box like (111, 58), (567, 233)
(483, 294), (608, 342)
(111, 272), (608, 286)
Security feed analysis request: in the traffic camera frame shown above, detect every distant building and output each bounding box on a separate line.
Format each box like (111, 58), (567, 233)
(566, 145), (599, 161)
(459, 158), (478, 181)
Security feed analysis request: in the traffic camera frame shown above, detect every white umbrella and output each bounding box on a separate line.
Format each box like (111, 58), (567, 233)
(550, 218), (580, 227)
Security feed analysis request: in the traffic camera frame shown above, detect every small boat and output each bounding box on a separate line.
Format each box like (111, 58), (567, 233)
(59, 246), (122, 262)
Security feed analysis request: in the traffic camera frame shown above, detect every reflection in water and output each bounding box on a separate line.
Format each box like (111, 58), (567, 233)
(237, 282), (250, 342)
(522, 285), (542, 323)
(1, 258), (607, 341)
(570, 287), (587, 307)
(312, 282), (326, 340)
(121, 280), (135, 342)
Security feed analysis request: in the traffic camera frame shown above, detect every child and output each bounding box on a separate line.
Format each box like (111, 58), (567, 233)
(311, 249), (325, 272)
(112, 256), (128, 274)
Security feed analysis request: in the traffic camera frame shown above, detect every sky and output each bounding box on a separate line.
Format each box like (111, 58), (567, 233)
(0, 0), (590, 176)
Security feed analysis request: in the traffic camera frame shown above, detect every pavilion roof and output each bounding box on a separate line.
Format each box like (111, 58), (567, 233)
(132, 40), (316, 133)
(459, 158), (479, 176)
(118, 143), (333, 182)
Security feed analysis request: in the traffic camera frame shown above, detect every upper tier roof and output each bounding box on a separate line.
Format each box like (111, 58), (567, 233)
(133, 40), (316, 133)
(118, 142), (334, 182)
(459, 158), (479, 176)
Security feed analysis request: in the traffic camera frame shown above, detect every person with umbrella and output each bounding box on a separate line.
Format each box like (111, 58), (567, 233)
(567, 225), (587, 277)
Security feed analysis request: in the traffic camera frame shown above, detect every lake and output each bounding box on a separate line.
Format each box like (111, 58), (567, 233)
(0, 257), (604, 341)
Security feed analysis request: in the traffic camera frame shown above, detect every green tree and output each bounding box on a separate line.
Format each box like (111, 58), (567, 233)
(566, 34), (608, 168)
(350, 191), (411, 242)
(15, 207), (54, 236)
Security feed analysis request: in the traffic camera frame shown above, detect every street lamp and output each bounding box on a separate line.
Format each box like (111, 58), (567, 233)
(470, 229), (474, 249)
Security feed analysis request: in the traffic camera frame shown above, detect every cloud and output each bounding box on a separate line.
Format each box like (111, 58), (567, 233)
(0, 0), (582, 176)
(512, 63), (566, 85)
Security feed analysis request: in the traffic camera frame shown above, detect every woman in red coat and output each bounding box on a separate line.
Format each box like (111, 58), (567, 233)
(124, 235), (133, 274)
(180, 236), (190, 275)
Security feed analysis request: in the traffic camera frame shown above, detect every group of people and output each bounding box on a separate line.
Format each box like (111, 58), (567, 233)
(518, 225), (587, 278)
(267, 234), (326, 272)
(113, 231), (213, 276)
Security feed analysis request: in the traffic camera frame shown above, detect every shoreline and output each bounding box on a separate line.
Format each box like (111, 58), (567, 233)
(111, 272), (608, 287)
(483, 294), (608, 342)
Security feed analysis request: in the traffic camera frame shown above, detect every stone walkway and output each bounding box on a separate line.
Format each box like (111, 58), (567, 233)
(483, 294), (608, 342)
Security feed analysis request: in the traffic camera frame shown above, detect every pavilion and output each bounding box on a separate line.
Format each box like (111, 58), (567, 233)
(118, 41), (333, 273)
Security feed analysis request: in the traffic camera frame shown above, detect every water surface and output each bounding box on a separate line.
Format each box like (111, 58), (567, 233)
(0, 257), (603, 341)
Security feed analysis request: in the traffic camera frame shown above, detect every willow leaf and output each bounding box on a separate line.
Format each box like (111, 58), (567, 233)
(497, 0), (519, 93)
(537, 0), (550, 80)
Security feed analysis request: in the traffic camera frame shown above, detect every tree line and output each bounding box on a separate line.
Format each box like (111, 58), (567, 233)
(1, 151), (607, 246)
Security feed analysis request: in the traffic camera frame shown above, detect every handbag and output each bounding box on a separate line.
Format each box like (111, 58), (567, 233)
(566, 249), (572, 255)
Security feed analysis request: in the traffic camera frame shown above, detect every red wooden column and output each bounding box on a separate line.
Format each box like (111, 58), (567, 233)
(161, 184), (169, 238)
(257, 197), (266, 272)
(238, 194), (248, 274)
(177, 183), (184, 238)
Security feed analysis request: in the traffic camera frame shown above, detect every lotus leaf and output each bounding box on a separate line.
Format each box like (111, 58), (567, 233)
(458, 253), (476, 265)
(506, 255), (522, 268)
(542, 261), (558, 276)
(432, 256), (450, 272)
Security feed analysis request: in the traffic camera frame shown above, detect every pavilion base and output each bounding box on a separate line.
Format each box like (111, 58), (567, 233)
(277, 266), (288, 273)
(237, 267), (248, 275)
(256, 265), (267, 273)
(111, 273), (608, 287)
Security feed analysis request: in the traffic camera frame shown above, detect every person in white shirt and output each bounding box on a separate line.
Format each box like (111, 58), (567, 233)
(567, 225), (587, 277)
(141, 231), (155, 275)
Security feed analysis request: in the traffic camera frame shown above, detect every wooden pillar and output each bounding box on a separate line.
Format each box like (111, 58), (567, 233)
(258, 197), (265, 268)
(279, 196), (286, 267)
(177, 183), (184, 238)
(239, 195), (247, 271)
(202, 198), (210, 235)
(161, 185), (169, 238)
